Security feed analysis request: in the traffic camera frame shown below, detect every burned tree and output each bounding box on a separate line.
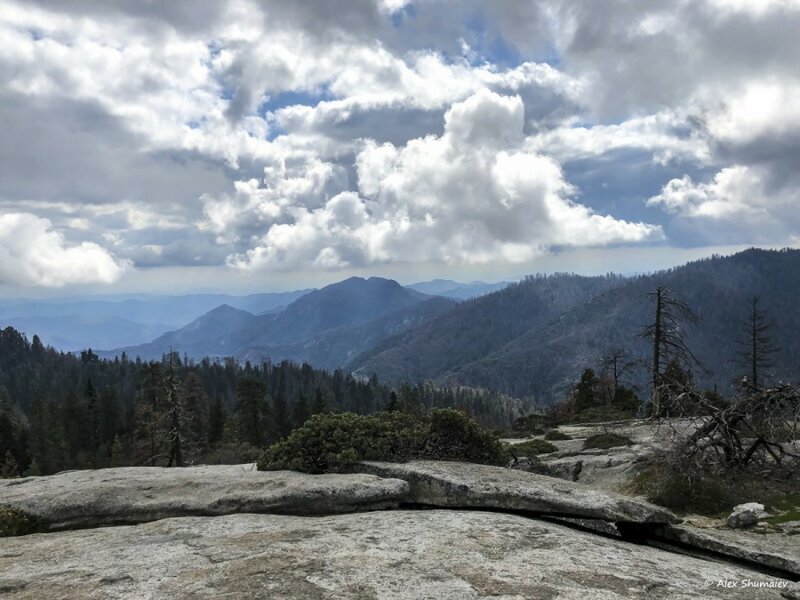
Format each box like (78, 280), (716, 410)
(737, 296), (778, 391)
(600, 349), (630, 398)
(671, 383), (799, 473)
(640, 287), (700, 417)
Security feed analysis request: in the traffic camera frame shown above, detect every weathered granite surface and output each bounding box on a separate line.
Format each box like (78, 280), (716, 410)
(0, 464), (408, 531)
(657, 522), (800, 577)
(356, 459), (679, 524)
(1, 510), (794, 600)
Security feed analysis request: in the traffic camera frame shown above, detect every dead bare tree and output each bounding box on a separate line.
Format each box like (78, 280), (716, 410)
(668, 383), (799, 475)
(737, 296), (779, 391)
(599, 348), (635, 399)
(640, 287), (700, 417)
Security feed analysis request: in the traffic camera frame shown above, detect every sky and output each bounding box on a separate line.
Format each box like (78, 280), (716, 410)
(1, 0), (798, 296)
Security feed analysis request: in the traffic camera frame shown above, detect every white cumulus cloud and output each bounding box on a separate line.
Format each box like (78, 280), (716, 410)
(647, 165), (800, 242)
(0, 213), (130, 287)
(218, 90), (662, 271)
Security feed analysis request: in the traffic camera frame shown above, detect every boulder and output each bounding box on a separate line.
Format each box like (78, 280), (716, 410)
(0, 464), (408, 532)
(0, 510), (793, 599)
(356, 460), (679, 524)
(727, 503), (772, 529)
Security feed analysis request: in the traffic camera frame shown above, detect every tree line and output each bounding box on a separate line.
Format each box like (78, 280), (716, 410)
(0, 326), (526, 477)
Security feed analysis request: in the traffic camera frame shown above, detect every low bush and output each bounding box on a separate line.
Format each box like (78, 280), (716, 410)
(629, 465), (739, 516)
(422, 408), (508, 465)
(0, 507), (38, 537)
(511, 413), (556, 435)
(257, 408), (506, 474)
(583, 432), (634, 450)
(510, 439), (558, 456)
(544, 429), (571, 441)
(573, 407), (636, 424)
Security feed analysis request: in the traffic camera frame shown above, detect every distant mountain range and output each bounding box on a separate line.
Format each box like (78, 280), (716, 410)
(406, 279), (512, 300)
(104, 277), (457, 368)
(8, 250), (798, 405)
(0, 290), (311, 350)
(0, 278), (507, 353)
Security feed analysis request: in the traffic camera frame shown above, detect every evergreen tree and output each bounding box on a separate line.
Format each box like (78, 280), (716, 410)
(98, 387), (120, 448)
(292, 390), (310, 428)
(272, 392), (291, 439)
(387, 390), (399, 412)
(134, 363), (164, 466)
(61, 389), (86, 463)
(164, 356), (185, 467)
(0, 393), (21, 470)
(574, 368), (599, 413)
(311, 387), (328, 415)
(398, 384), (421, 415)
(236, 377), (268, 447)
(1, 449), (19, 478)
(208, 394), (225, 447)
(181, 372), (209, 458)
(85, 379), (100, 455)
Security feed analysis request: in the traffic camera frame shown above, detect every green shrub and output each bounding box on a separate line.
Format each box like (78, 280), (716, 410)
(573, 407), (635, 424)
(510, 438), (558, 456)
(257, 409), (505, 474)
(544, 429), (571, 441)
(629, 466), (737, 515)
(583, 432), (634, 450)
(423, 408), (508, 465)
(511, 414), (556, 435)
(0, 507), (38, 537)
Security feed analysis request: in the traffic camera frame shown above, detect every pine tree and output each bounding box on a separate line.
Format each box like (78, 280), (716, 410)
(236, 377), (268, 447)
(311, 387), (328, 415)
(273, 392), (291, 439)
(208, 394), (225, 447)
(1, 450), (19, 478)
(398, 384), (421, 415)
(181, 372), (209, 459)
(0, 393), (20, 467)
(574, 368), (599, 413)
(85, 379), (100, 455)
(61, 389), (85, 463)
(164, 355), (184, 467)
(387, 390), (400, 412)
(98, 387), (120, 448)
(292, 390), (310, 428)
(134, 363), (164, 466)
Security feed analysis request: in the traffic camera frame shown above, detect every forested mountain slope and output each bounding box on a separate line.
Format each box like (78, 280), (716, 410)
(353, 249), (800, 403)
(349, 273), (623, 383)
(240, 297), (457, 370)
